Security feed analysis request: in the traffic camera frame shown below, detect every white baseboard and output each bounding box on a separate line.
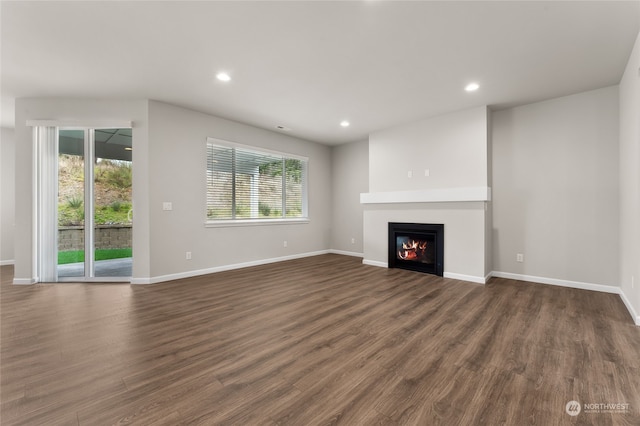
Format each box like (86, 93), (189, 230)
(362, 259), (388, 268)
(328, 249), (363, 258)
(362, 259), (486, 284)
(13, 277), (37, 285)
(490, 271), (619, 294)
(491, 271), (639, 326)
(1, 259), (15, 266)
(131, 250), (331, 285)
(444, 272), (486, 284)
(619, 289), (640, 326)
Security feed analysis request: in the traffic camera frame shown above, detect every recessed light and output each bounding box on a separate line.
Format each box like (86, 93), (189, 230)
(340, 120), (350, 127)
(216, 72), (231, 82)
(465, 82), (480, 92)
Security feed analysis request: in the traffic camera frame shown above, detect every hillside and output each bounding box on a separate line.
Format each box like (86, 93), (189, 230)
(58, 155), (132, 226)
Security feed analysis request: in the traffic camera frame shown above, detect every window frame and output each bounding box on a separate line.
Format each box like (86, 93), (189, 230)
(205, 137), (309, 227)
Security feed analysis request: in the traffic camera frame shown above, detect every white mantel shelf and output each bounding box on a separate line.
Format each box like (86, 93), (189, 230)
(360, 187), (491, 204)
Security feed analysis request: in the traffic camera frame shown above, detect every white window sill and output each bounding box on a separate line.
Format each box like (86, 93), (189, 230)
(205, 218), (310, 228)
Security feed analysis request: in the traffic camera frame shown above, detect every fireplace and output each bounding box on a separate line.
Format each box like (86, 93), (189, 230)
(388, 222), (444, 276)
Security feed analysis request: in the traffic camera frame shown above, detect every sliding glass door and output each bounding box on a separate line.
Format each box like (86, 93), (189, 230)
(57, 129), (86, 278)
(57, 128), (132, 281)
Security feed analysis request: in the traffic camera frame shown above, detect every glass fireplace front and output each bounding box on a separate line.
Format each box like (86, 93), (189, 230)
(388, 223), (444, 276)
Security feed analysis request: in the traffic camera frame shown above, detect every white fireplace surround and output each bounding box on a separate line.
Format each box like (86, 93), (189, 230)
(361, 187), (491, 284)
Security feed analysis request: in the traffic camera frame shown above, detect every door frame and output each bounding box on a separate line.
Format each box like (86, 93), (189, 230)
(28, 120), (132, 283)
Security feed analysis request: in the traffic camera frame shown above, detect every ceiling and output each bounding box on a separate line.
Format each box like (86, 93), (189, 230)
(1, 1), (638, 145)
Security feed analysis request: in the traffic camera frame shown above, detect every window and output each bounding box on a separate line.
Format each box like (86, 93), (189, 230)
(206, 138), (308, 223)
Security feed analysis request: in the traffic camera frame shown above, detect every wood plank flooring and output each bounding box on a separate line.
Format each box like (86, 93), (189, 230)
(1, 254), (639, 425)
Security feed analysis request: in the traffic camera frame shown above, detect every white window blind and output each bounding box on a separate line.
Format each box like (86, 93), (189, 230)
(206, 139), (307, 221)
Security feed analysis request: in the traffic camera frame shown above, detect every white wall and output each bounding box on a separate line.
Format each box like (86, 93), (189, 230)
(363, 107), (490, 282)
(13, 99), (151, 281)
(619, 31), (640, 324)
(492, 86), (620, 288)
(1, 127), (15, 264)
(147, 101), (332, 279)
(369, 106), (489, 192)
(330, 140), (368, 255)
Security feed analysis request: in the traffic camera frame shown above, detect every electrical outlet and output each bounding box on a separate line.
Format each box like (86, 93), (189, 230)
(283, 241), (288, 248)
(516, 253), (524, 263)
(163, 202), (173, 211)
(351, 237), (355, 244)
(186, 251), (192, 260)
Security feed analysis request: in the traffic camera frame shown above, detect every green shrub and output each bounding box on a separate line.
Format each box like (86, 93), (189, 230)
(58, 203), (85, 226)
(286, 207), (302, 217)
(258, 202), (271, 217)
(95, 161), (132, 189)
(94, 202), (131, 224)
(235, 204), (250, 218)
(67, 197), (83, 209)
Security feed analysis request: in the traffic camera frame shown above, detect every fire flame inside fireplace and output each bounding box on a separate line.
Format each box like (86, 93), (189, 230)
(397, 238), (429, 261)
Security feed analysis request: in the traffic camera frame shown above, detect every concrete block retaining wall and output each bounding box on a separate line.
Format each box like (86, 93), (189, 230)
(58, 225), (132, 251)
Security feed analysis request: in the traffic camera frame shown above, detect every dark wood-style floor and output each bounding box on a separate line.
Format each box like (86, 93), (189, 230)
(1, 254), (639, 425)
